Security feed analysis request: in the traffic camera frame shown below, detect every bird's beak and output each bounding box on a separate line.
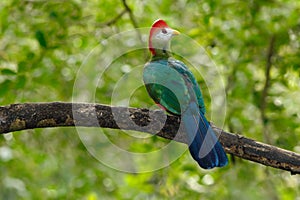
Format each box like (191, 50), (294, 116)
(172, 29), (180, 36)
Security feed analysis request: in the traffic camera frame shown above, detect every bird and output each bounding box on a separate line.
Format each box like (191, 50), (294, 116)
(143, 19), (228, 169)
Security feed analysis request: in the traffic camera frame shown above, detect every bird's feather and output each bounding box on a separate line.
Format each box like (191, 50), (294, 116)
(143, 58), (228, 169)
(182, 102), (228, 169)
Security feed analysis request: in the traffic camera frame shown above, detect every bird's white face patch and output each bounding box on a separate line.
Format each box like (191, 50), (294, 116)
(151, 28), (175, 50)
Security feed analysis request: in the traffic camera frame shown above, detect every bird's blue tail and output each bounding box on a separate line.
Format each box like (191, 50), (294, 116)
(182, 102), (228, 169)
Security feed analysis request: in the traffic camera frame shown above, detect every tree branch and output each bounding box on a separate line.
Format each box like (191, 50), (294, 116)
(1, 102), (300, 174)
(121, 0), (143, 43)
(260, 35), (276, 143)
(98, 9), (127, 27)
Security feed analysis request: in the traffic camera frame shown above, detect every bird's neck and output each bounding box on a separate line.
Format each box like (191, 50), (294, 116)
(151, 48), (172, 60)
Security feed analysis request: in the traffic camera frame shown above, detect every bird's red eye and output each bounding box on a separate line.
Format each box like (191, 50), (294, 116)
(161, 28), (167, 34)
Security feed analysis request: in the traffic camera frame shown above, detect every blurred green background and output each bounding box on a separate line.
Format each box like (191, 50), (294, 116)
(1, 0), (300, 199)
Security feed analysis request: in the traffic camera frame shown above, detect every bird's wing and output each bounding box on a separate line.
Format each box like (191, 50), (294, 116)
(143, 59), (191, 115)
(168, 59), (206, 114)
(168, 59), (227, 168)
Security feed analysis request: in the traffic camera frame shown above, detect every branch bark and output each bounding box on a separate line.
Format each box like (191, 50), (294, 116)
(1, 102), (300, 174)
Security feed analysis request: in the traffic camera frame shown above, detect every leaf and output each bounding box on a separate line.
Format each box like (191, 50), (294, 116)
(18, 61), (27, 73)
(1, 68), (17, 75)
(35, 30), (47, 48)
(16, 75), (26, 89)
(0, 80), (11, 96)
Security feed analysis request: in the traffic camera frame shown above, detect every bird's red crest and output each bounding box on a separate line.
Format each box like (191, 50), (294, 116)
(149, 19), (169, 55)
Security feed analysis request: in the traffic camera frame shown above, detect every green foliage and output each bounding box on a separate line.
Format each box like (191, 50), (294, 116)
(1, 0), (300, 199)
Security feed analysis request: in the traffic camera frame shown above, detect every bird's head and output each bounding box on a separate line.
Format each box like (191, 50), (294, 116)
(149, 19), (180, 56)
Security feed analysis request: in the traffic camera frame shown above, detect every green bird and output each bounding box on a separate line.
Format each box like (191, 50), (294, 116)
(143, 19), (228, 169)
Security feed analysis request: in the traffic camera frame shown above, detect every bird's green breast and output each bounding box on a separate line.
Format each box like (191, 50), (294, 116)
(143, 58), (192, 115)
(143, 56), (206, 115)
